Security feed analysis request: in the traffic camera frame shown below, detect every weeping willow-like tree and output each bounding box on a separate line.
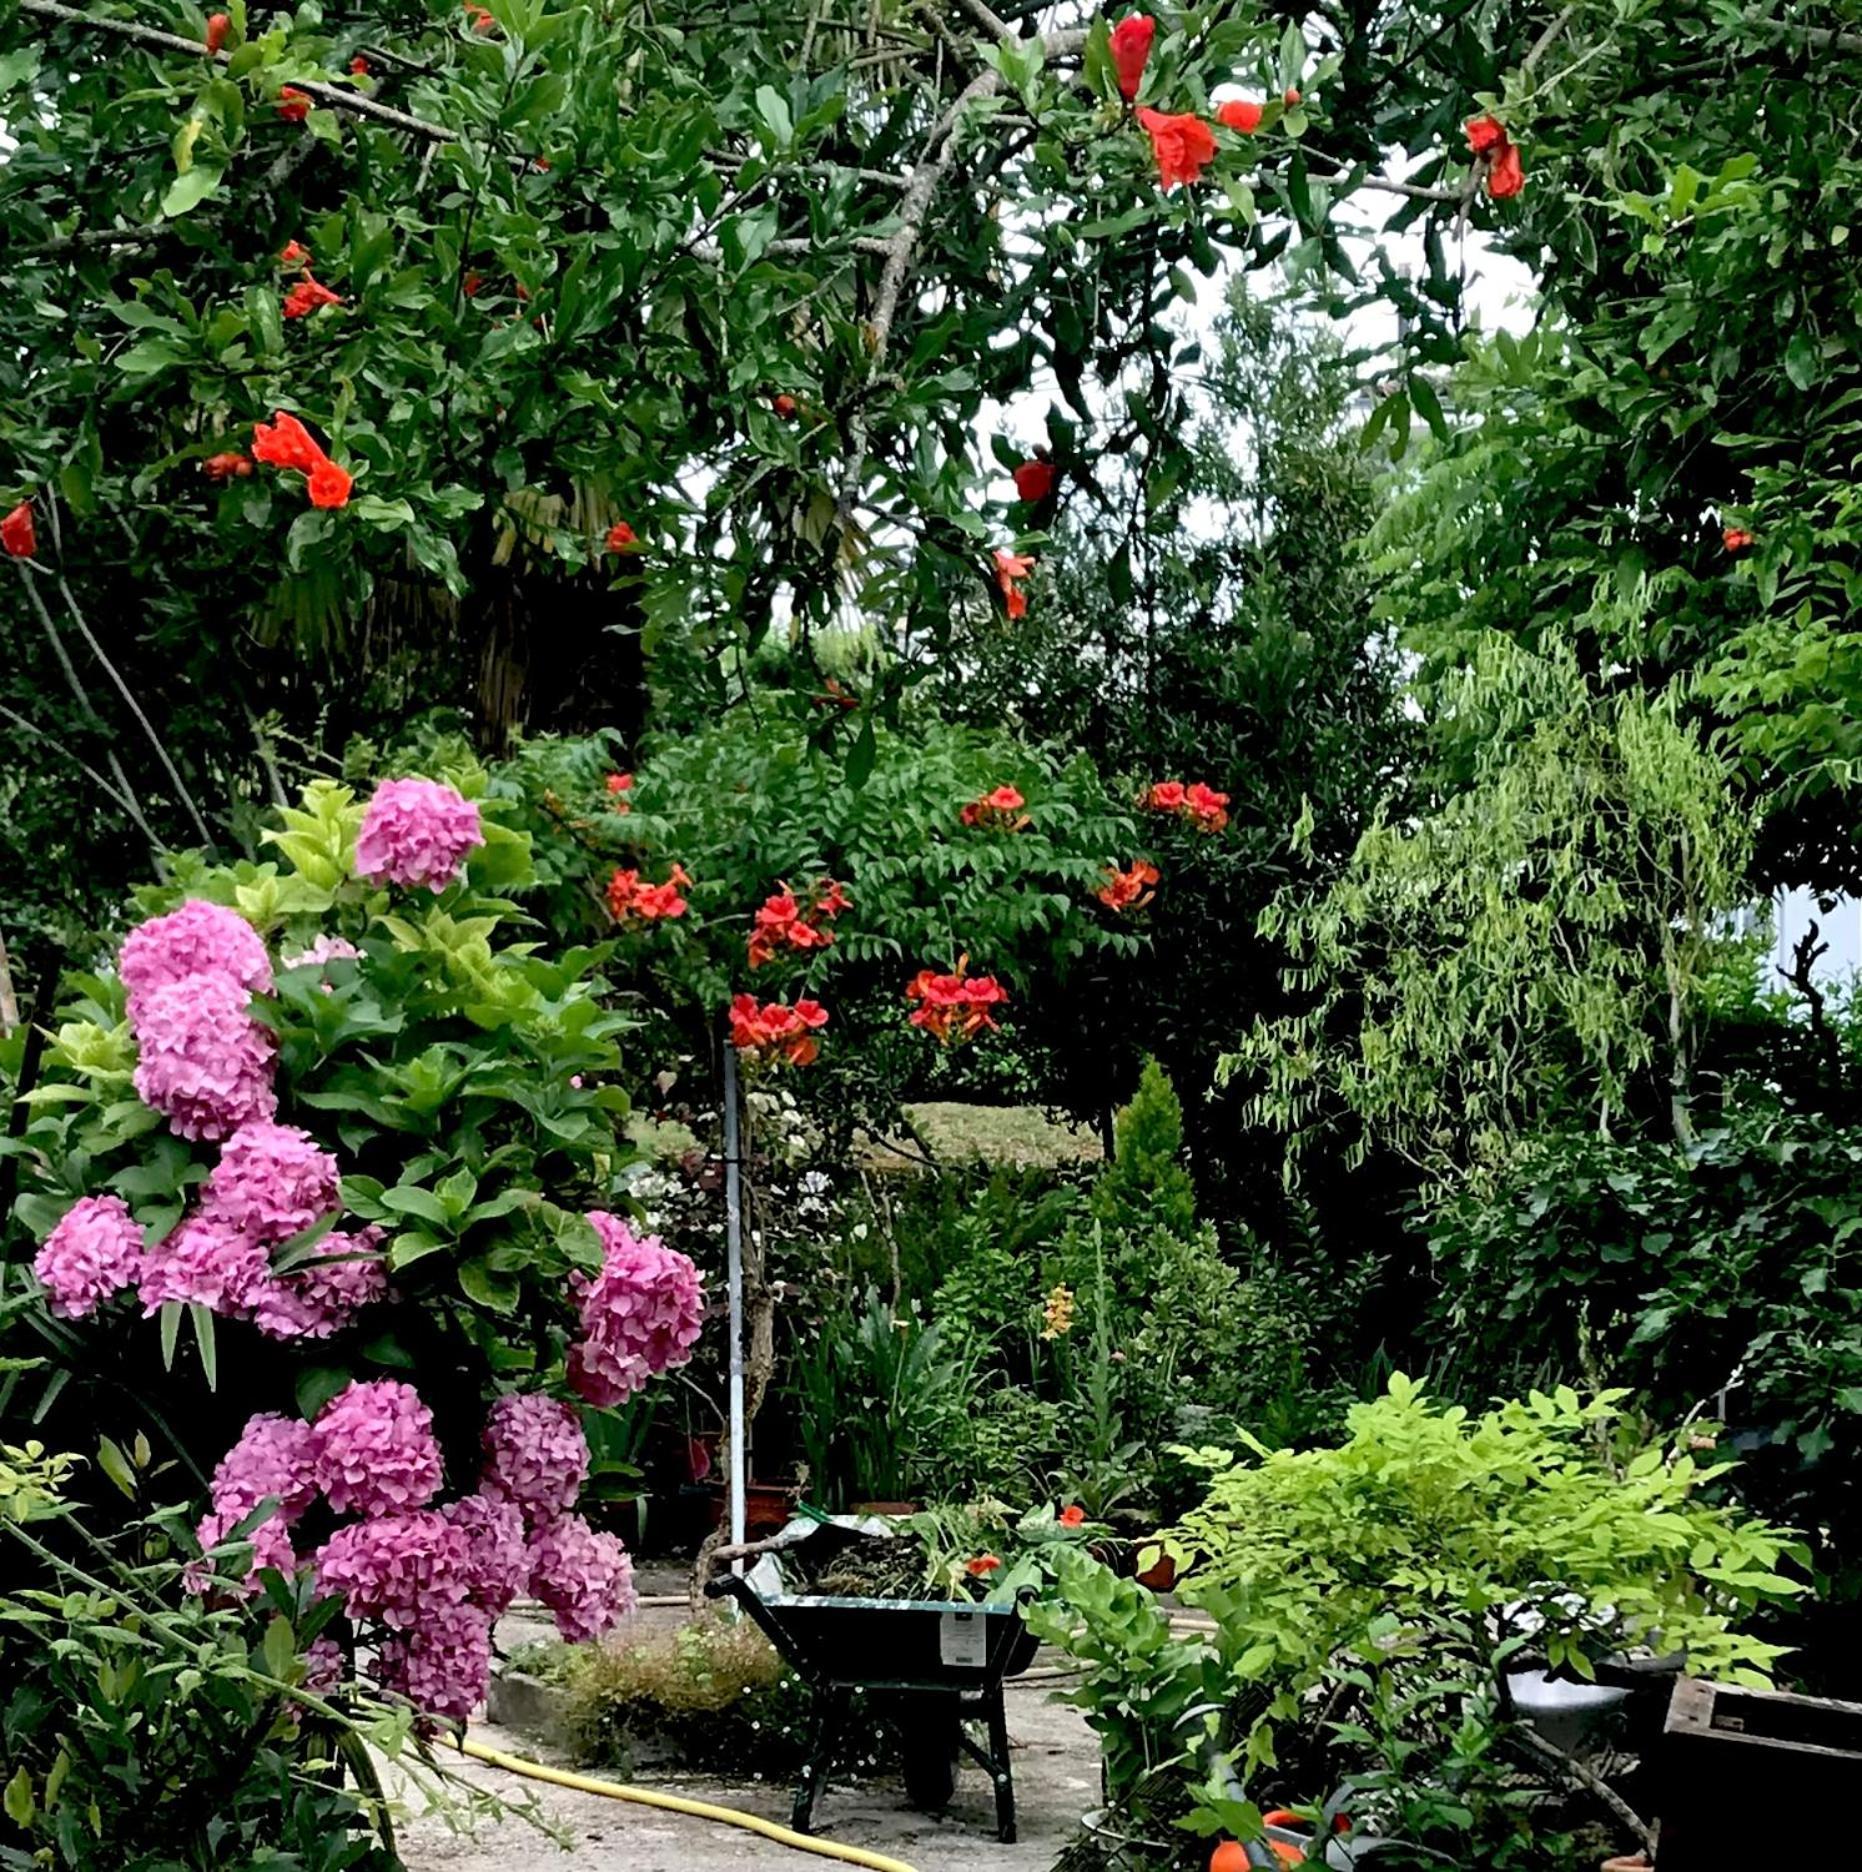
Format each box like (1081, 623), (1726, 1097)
(1234, 614), (1754, 1180)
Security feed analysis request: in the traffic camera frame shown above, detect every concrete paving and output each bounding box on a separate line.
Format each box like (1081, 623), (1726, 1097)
(395, 1569), (1102, 1872)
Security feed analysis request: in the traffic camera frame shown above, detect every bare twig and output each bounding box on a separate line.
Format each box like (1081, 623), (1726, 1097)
(952, 0), (1016, 40)
(1780, 920), (1845, 1091)
(45, 561), (214, 847)
(1298, 150), (1465, 205)
(0, 701), (168, 850)
(1511, 1723), (1656, 1856)
(11, 561), (163, 851)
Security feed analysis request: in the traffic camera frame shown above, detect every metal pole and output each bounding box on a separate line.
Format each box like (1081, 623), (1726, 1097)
(723, 1038), (747, 1563)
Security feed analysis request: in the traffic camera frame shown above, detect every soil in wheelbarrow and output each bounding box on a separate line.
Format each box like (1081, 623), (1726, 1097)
(394, 1571), (1100, 1872)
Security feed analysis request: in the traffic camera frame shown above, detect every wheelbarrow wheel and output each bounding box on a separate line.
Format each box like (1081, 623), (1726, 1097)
(900, 1713), (961, 1813)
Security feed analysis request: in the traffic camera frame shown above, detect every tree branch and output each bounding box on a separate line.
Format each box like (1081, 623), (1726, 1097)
(43, 558), (214, 848)
(0, 701), (165, 849)
(1511, 1722), (1656, 1856)
(18, 0), (459, 143)
(11, 560), (163, 853)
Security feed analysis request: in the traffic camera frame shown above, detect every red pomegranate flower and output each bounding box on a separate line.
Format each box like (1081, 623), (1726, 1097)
(201, 452), (253, 482)
(772, 393), (798, 419)
(350, 56), (370, 76)
(605, 520), (641, 554)
(306, 460), (354, 510)
(606, 772), (634, 799)
(465, 2), (496, 31)
(1136, 108), (1218, 189)
(1723, 526), (1755, 553)
(1466, 115), (1525, 199)
(1216, 99), (1262, 134)
(277, 87), (311, 123)
(965, 1553), (1003, 1578)
(1059, 1505), (1086, 1528)
(1283, 86), (1301, 106)
(205, 12), (230, 54)
(1487, 140), (1525, 199)
(1012, 459), (1056, 502)
(1109, 15), (1156, 103)
(282, 276), (343, 320)
(278, 240), (310, 269)
(251, 411), (325, 473)
(1, 500), (36, 559)
(993, 548), (1034, 619)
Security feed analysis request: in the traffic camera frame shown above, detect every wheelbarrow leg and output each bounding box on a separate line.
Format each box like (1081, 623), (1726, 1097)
(793, 1686), (851, 1834)
(985, 1685), (1015, 1844)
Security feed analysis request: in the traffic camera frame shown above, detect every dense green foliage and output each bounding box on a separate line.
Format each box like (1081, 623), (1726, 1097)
(9, 1), (1862, 1866)
(1034, 1382), (1801, 1868)
(0, 1441), (465, 1869)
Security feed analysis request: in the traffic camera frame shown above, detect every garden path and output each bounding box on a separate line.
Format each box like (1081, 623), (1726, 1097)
(396, 1570), (1102, 1872)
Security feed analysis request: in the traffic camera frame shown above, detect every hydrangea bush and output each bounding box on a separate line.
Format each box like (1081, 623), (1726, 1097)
(12, 769), (703, 1726)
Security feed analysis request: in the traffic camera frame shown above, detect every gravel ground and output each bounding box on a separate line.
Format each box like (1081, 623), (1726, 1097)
(394, 1570), (1102, 1872)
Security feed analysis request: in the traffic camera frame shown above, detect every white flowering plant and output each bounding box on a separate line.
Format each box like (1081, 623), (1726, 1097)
(4, 768), (706, 1729)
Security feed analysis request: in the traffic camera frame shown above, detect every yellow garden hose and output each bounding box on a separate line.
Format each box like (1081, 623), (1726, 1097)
(455, 1735), (922, 1872)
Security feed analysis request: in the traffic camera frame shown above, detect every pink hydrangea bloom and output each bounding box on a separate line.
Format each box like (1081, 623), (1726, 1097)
(313, 1509), (472, 1630)
(441, 1491), (531, 1615)
(209, 1410), (320, 1521)
(201, 1122), (340, 1244)
(313, 1379), (444, 1516)
(131, 971), (277, 1141)
(138, 1211), (270, 1315)
(33, 1194), (144, 1317)
(566, 1213), (704, 1407)
(280, 934), (362, 970)
(353, 779), (483, 893)
(376, 1601), (493, 1721)
(481, 1393), (589, 1526)
(119, 899), (273, 1022)
(251, 1227), (389, 1340)
(527, 1512), (637, 1644)
(188, 1502), (298, 1598)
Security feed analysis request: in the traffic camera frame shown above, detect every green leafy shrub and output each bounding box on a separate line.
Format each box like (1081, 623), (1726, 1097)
(785, 1286), (976, 1509)
(1033, 1379), (1801, 1869)
(1427, 1101), (1862, 1687)
(0, 1442), (494, 1869)
(545, 1621), (821, 1781)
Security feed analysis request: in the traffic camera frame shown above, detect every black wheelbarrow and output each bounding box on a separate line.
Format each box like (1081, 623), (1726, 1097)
(705, 1566), (1040, 1841)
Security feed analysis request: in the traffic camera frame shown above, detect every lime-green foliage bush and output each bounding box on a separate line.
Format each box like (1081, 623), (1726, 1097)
(1031, 1380), (1801, 1870)
(540, 1621), (820, 1781)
